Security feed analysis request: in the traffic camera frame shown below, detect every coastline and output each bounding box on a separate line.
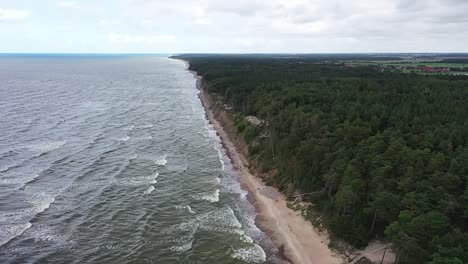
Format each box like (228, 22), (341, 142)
(183, 60), (346, 264)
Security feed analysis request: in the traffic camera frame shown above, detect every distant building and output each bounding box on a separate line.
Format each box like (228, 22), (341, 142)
(417, 66), (449, 73)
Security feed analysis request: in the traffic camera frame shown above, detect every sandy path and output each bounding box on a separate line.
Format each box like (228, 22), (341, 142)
(184, 62), (345, 264)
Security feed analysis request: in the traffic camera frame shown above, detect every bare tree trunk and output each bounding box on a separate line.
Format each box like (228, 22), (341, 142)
(370, 209), (377, 233)
(328, 173), (335, 200)
(394, 249), (400, 264)
(380, 247), (387, 264)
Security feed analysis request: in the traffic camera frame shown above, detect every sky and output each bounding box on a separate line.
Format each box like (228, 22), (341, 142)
(0, 0), (467, 53)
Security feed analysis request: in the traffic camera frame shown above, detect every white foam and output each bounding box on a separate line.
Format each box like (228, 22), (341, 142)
(206, 125), (225, 172)
(170, 240), (193, 252)
(151, 172), (159, 184)
(198, 206), (242, 231)
(123, 125), (135, 131)
(0, 193), (55, 246)
(138, 124), (153, 129)
(161, 218), (199, 235)
(201, 118), (227, 176)
(217, 148), (225, 171)
(0, 222), (32, 247)
(240, 234), (254, 243)
(118, 136), (129, 142)
(113, 173), (158, 187)
(32, 195), (56, 213)
(175, 204), (196, 214)
(101, 244), (122, 250)
(154, 155), (168, 166)
(144, 186), (155, 194)
(31, 225), (71, 244)
(27, 140), (67, 153)
(67, 181), (107, 193)
(194, 189), (219, 203)
(165, 206), (243, 235)
(231, 244), (267, 263)
(186, 205), (196, 214)
(162, 206), (259, 254)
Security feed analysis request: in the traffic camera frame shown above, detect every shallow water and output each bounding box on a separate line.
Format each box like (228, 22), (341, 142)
(0, 55), (280, 263)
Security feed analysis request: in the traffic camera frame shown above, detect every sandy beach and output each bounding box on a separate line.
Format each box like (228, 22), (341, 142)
(188, 67), (346, 264)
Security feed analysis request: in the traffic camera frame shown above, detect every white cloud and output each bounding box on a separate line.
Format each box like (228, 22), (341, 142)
(2, 0), (468, 52)
(57, 1), (79, 9)
(108, 33), (176, 44)
(98, 19), (121, 27)
(0, 8), (30, 22)
(139, 19), (154, 28)
(192, 8), (212, 25)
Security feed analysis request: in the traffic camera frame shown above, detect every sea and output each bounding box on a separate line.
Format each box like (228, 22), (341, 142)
(0, 55), (280, 263)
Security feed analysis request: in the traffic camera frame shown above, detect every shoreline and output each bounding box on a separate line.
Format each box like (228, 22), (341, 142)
(183, 60), (346, 264)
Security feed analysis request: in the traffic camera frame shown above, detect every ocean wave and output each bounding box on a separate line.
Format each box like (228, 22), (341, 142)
(117, 136), (129, 142)
(0, 173), (39, 187)
(231, 244), (267, 263)
(175, 204), (196, 214)
(129, 154), (138, 160)
(204, 121), (225, 171)
(154, 155), (168, 166)
(151, 172), (159, 184)
(27, 140), (67, 152)
(31, 224), (72, 245)
(161, 218), (198, 235)
(143, 185), (155, 195)
(214, 143), (225, 171)
(193, 189), (219, 203)
(30, 194), (56, 214)
(79, 101), (109, 111)
(26, 140), (67, 157)
(138, 124), (153, 129)
(113, 173), (158, 187)
(170, 239), (193, 252)
(122, 125), (135, 131)
(166, 164), (187, 172)
(0, 193), (56, 247)
(163, 206), (242, 236)
(134, 135), (153, 141)
(66, 181), (108, 194)
(162, 205), (265, 257)
(200, 206), (242, 230)
(0, 222), (32, 247)
(240, 234), (254, 243)
(0, 164), (12, 173)
(100, 244), (122, 251)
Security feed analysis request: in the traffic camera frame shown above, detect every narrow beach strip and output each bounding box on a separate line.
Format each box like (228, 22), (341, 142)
(188, 63), (346, 264)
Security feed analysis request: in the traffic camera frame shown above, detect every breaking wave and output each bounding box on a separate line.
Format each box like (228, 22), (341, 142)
(117, 136), (130, 142)
(175, 204), (196, 214)
(231, 244), (267, 263)
(154, 155), (168, 166)
(193, 189), (219, 203)
(143, 186), (155, 195)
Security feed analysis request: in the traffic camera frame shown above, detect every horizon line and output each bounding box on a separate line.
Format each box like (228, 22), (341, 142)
(1, 52), (468, 55)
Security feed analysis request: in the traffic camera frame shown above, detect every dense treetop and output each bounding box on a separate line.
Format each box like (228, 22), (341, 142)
(176, 55), (468, 264)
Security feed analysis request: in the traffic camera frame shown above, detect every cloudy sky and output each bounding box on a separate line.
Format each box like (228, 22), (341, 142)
(1, 0), (467, 53)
